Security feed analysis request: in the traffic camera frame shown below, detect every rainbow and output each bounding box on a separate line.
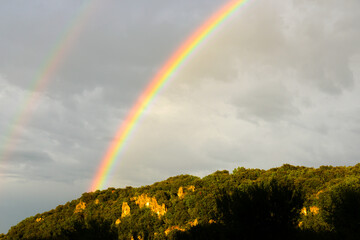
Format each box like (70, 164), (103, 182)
(90, 0), (249, 191)
(0, 1), (99, 163)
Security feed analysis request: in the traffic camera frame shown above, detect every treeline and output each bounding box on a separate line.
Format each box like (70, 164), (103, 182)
(2, 164), (360, 239)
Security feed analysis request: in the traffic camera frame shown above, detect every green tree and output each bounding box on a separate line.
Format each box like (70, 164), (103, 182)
(217, 179), (304, 239)
(320, 177), (360, 239)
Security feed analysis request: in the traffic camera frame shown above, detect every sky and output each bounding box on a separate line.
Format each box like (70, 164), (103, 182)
(0, 0), (360, 234)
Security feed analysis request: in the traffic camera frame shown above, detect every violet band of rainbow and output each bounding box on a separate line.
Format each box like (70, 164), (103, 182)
(90, 0), (250, 191)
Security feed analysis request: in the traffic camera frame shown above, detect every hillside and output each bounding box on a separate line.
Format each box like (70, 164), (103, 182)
(2, 164), (360, 240)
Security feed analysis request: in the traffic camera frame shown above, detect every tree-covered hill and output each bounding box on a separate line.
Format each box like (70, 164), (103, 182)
(2, 164), (360, 240)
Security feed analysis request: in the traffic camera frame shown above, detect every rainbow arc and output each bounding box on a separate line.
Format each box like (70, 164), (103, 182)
(0, 1), (99, 163)
(90, 0), (250, 191)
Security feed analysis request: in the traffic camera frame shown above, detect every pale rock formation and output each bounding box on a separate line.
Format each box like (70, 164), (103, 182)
(178, 185), (195, 199)
(301, 207), (307, 216)
(165, 226), (185, 236)
(121, 202), (131, 218)
(132, 194), (166, 217)
(310, 206), (319, 214)
(189, 218), (198, 227)
(74, 201), (86, 213)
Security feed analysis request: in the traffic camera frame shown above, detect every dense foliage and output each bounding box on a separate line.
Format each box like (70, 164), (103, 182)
(2, 164), (360, 240)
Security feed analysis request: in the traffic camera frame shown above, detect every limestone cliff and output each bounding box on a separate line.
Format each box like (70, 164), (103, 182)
(74, 201), (86, 213)
(177, 185), (195, 199)
(165, 226), (185, 236)
(300, 206), (319, 216)
(132, 194), (166, 217)
(121, 202), (131, 218)
(309, 206), (319, 214)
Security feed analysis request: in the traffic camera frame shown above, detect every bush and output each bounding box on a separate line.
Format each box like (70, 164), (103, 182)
(217, 179), (304, 239)
(320, 177), (360, 239)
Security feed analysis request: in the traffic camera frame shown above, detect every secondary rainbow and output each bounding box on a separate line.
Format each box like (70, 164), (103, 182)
(0, 1), (99, 163)
(90, 0), (250, 191)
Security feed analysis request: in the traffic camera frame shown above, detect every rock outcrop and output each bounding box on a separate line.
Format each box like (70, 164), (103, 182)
(177, 185), (195, 199)
(74, 201), (86, 213)
(164, 226), (185, 236)
(132, 194), (166, 217)
(300, 206), (319, 216)
(301, 207), (307, 215)
(189, 218), (198, 227)
(309, 206), (319, 214)
(121, 202), (131, 218)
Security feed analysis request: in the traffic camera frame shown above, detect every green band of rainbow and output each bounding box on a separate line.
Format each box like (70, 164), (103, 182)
(90, 0), (249, 191)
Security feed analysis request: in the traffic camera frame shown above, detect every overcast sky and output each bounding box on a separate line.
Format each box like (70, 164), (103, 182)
(1, 0), (360, 234)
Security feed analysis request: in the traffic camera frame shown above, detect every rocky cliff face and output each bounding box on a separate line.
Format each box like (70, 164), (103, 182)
(74, 201), (86, 213)
(300, 206), (320, 216)
(121, 202), (131, 218)
(177, 185), (195, 199)
(132, 194), (166, 217)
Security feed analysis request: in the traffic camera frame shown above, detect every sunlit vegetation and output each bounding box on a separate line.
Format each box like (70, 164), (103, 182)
(2, 164), (360, 239)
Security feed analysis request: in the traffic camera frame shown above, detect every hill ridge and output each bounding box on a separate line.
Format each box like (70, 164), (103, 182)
(2, 164), (360, 239)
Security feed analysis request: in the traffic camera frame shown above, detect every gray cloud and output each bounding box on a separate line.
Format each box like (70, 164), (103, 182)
(232, 81), (300, 122)
(6, 150), (53, 165)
